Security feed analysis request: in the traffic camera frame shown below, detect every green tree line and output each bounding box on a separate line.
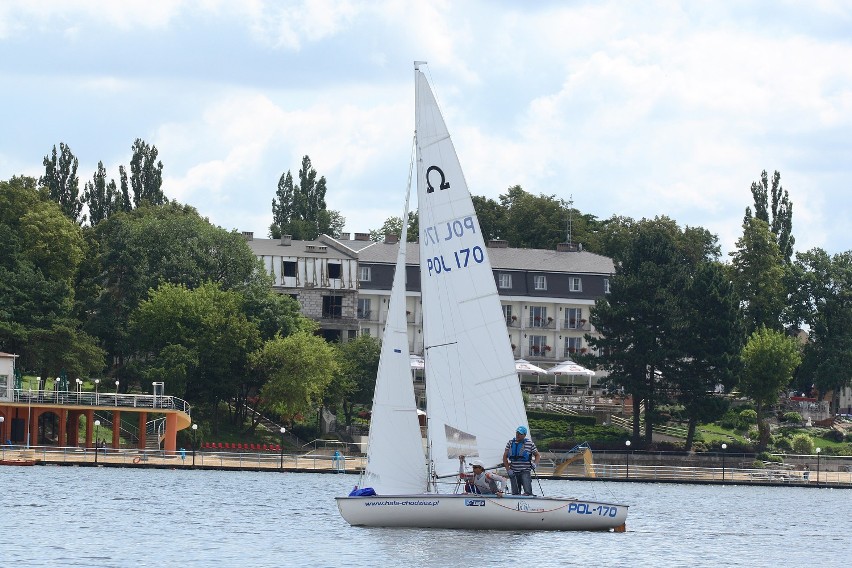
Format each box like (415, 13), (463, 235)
(3, 139), (851, 450)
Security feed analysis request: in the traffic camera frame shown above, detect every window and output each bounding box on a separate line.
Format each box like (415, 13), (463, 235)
(565, 336), (583, 357)
(604, 278), (611, 294)
(570, 277), (582, 292)
(533, 275), (547, 290)
(283, 261), (297, 278)
(328, 263), (342, 279)
(565, 308), (583, 329)
(498, 273), (512, 289)
(502, 304), (514, 326)
(357, 298), (371, 320)
(528, 335), (547, 356)
(359, 266), (371, 282)
(529, 306), (548, 327)
(322, 295), (342, 319)
(361, 328), (371, 337)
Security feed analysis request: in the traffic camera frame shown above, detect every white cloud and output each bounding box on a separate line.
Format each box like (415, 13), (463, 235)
(2, 0), (851, 255)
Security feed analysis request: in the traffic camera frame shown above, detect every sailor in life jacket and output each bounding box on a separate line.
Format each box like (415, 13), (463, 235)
(458, 456), (507, 497)
(502, 425), (540, 495)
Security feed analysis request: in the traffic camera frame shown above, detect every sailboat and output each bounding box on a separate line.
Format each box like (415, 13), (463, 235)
(336, 62), (628, 531)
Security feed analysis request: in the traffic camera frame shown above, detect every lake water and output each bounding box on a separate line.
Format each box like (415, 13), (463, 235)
(0, 466), (847, 567)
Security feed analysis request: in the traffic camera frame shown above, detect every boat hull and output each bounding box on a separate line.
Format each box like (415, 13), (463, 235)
(336, 494), (628, 531)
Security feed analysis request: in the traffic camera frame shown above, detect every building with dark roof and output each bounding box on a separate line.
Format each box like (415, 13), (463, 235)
(244, 232), (614, 379)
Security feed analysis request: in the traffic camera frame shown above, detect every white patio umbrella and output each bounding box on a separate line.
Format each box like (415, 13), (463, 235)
(515, 359), (547, 375)
(548, 359), (596, 388)
(409, 354), (425, 370)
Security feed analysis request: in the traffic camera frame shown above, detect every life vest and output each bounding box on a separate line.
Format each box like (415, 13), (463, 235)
(509, 440), (531, 463)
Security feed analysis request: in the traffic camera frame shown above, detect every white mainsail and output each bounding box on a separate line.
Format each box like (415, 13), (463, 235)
(415, 67), (528, 480)
(361, 144), (427, 494)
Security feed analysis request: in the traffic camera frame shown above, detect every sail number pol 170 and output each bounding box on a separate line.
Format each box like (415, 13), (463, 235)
(567, 503), (619, 517)
(427, 246), (485, 277)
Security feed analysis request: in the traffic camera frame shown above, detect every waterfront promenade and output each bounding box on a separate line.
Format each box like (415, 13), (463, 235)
(5, 445), (851, 488)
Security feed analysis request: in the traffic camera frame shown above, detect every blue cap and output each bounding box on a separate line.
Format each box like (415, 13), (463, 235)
(516, 426), (527, 435)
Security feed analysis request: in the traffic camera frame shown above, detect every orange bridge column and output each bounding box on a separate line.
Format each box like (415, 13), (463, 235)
(85, 409), (94, 448)
(58, 409), (67, 448)
(66, 411), (78, 446)
(112, 410), (121, 449)
(137, 412), (147, 450)
(163, 413), (177, 454)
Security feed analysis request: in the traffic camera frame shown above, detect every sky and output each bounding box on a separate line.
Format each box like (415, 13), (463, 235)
(1, 1), (851, 256)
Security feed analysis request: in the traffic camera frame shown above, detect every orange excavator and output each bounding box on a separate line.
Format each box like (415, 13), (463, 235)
(553, 442), (596, 477)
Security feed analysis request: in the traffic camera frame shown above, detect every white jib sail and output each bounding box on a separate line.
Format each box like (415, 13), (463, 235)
(361, 137), (428, 495)
(415, 66), (529, 481)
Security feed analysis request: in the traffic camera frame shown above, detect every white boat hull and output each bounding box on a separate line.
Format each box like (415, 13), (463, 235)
(336, 494), (628, 531)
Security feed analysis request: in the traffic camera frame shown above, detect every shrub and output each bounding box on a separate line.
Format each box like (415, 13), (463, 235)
(827, 429), (845, 443)
(782, 412), (802, 424)
(752, 460), (766, 468)
(739, 409), (758, 425)
(791, 433), (814, 455)
(757, 451), (782, 463)
(747, 428), (759, 440)
(774, 437), (793, 452)
(718, 410), (739, 430)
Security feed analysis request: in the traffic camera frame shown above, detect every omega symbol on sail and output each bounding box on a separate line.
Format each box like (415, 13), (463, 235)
(426, 165), (450, 193)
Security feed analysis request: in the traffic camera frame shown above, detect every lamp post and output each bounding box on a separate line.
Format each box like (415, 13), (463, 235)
(115, 380), (119, 405)
(279, 427), (286, 472)
(625, 440), (631, 478)
(75, 378), (82, 402)
(94, 419), (101, 464)
(721, 443), (727, 482)
(816, 447), (821, 485)
(0, 416), (4, 449)
(55, 377), (60, 403)
(191, 423), (198, 467)
(94, 379), (100, 405)
(26, 387), (32, 448)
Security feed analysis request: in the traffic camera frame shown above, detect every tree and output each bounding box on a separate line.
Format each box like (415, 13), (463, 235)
(129, 138), (166, 207)
(369, 212), (419, 242)
(131, 282), (261, 427)
(82, 202), (267, 382)
(270, 155), (344, 240)
(588, 218), (690, 443)
(40, 143), (84, 224)
(739, 326), (802, 451)
(792, 249), (852, 413)
(499, 186), (569, 250)
(729, 217), (786, 334)
(83, 161), (124, 226)
(250, 331), (340, 421)
(745, 170), (794, 263)
(326, 335), (381, 425)
(669, 262), (743, 450)
(471, 195), (506, 241)
(0, 176), (104, 377)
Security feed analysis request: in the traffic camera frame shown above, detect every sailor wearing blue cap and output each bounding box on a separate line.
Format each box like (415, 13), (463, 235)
(503, 425), (540, 495)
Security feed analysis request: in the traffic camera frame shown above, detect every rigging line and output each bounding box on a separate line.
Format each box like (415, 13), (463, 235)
(419, 133), (451, 150)
(424, 341), (458, 350)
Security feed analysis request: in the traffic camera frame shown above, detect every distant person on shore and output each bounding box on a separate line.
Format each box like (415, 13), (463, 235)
(458, 456), (507, 496)
(503, 426), (540, 495)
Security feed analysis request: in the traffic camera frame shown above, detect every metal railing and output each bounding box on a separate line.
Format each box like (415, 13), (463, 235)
(0, 445), (362, 472)
(11, 389), (190, 414)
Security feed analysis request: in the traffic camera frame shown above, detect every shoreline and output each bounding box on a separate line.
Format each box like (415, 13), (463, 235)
(7, 447), (851, 488)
